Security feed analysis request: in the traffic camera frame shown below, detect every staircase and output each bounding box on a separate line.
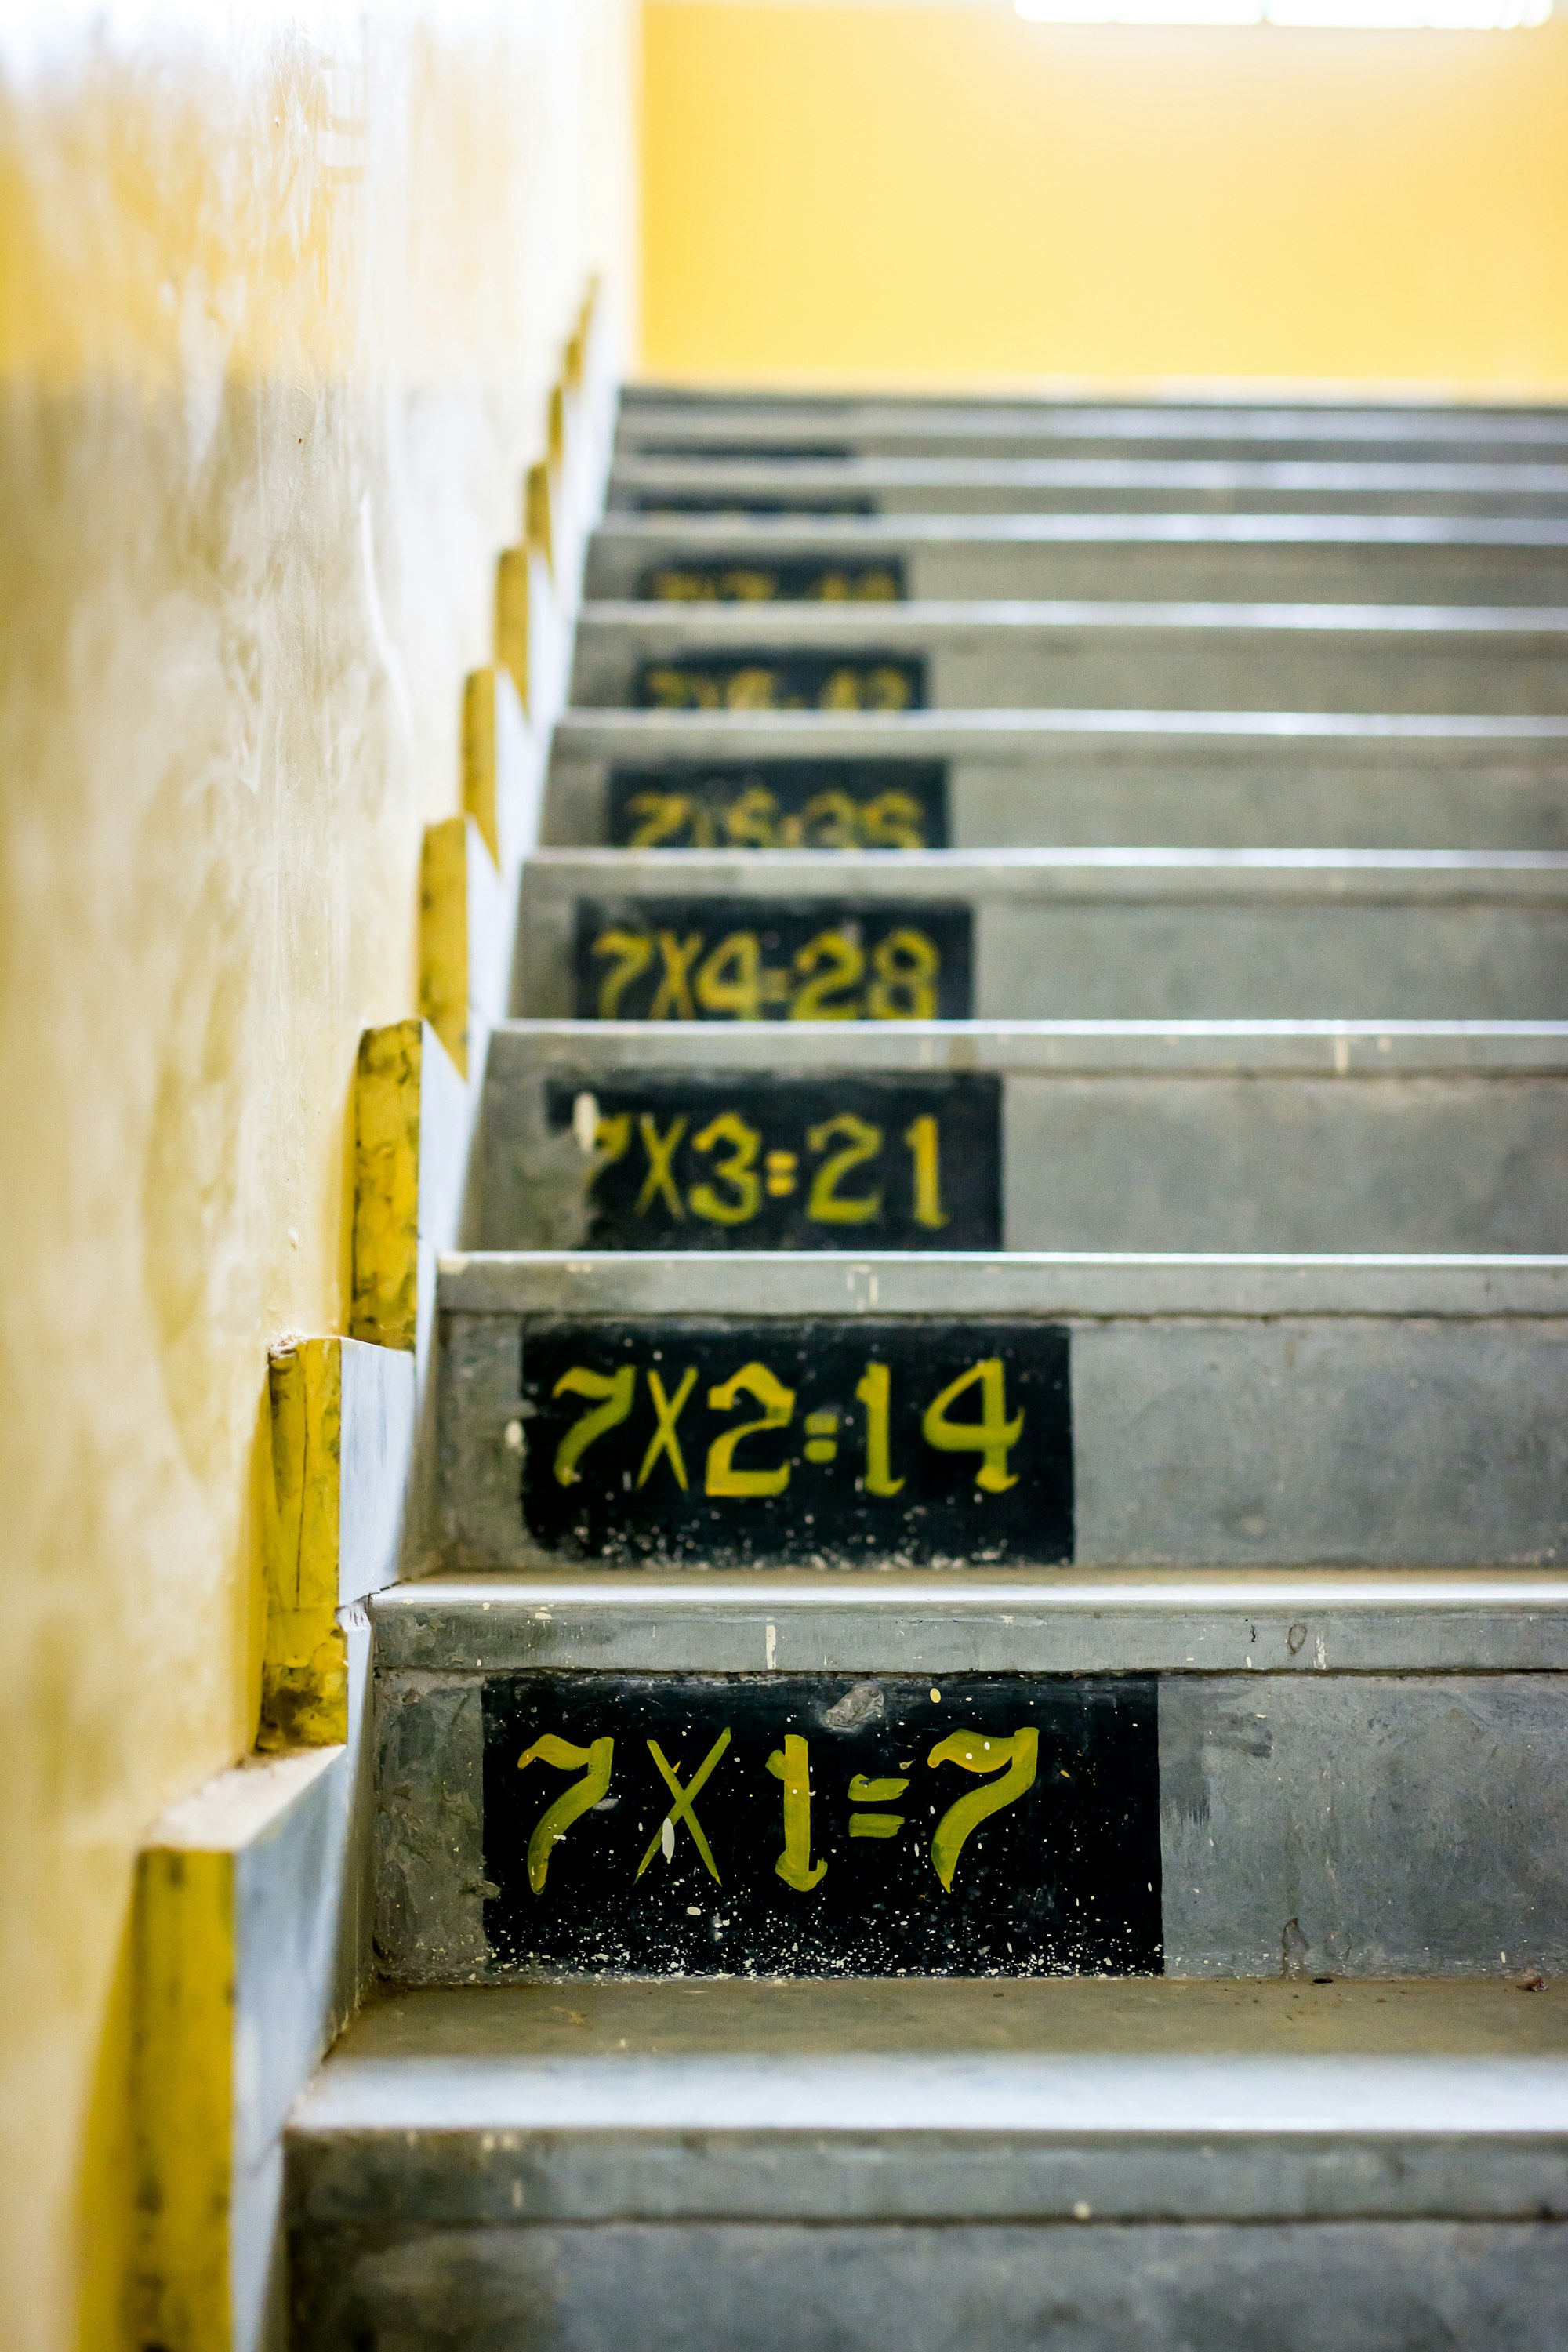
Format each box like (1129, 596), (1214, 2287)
(285, 388), (1568, 2350)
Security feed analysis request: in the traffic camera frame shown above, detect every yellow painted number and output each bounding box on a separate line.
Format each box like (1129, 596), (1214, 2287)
(927, 1728), (1040, 1892)
(625, 793), (711, 849)
(806, 1113), (884, 1225)
(688, 1112), (762, 1225)
(854, 1362), (906, 1497)
(861, 791), (926, 851)
(767, 1733), (828, 1890)
(586, 1112), (631, 1199)
(591, 928), (653, 1018)
(790, 927), (864, 1020)
(722, 788), (781, 849)
(904, 1115), (948, 1230)
(706, 1363), (797, 1497)
(867, 927), (940, 1021)
(551, 1365), (636, 1486)
(921, 1359), (1024, 1494)
(695, 930), (764, 1021)
(517, 1733), (615, 1893)
(800, 790), (860, 850)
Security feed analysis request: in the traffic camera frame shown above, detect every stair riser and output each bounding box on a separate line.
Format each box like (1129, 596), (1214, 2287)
(609, 462), (1568, 522)
(374, 1664), (1568, 1986)
(289, 2122), (1568, 2230)
(291, 2215), (1568, 2352)
(618, 422), (1568, 463)
(572, 618), (1568, 717)
(477, 1047), (1568, 1255)
(546, 739), (1568, 854)
(615, 400), (1568, 461)
(517, 874), (1568, 1022)
(587, 537), (1568, 607)
(437, 1297), (1568, 1570)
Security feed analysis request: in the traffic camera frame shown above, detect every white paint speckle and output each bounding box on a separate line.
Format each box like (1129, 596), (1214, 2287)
(765, 1621), (777, 1670)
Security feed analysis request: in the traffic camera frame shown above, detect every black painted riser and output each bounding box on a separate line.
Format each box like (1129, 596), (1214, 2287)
(372, 1668), (1568, 1985)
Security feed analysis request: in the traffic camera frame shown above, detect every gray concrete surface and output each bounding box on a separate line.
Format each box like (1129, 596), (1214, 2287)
(546, 709), (1568, 851)
(287, 1982), (1568, 2348)
(369, 1658), (1568, 1982)
(517, 849), (1568, 1022)
(477, 1019), (1568, 1254)
(608, 451), (1568, 520)
(434, 1253), (1568, 1568)
(572, 599), (1568, 715)
(587, 510), (1568, 604)
(615, 393), (1568, 464)
(373, 1567), (1568, 1678)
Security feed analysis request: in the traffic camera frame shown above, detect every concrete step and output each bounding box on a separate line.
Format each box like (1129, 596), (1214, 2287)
(608, 452), (1568, 520)
(615, 390), (1568, 463)
(434, 1251), (1568, 1572)
(547, 711), (1568, 853)
(474, 1019), (1568, 1256)
(588, 510), (1568, 607)
(371, 1572), (1568, 1983)
(288, 1979), (1568, 2349)
(515, 848), (1568, 1022)
(572, 601), (1568, 717)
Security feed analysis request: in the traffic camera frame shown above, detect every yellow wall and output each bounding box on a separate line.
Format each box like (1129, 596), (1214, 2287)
(0, 8), (634, 2348)
(641, 0), (1568, 393)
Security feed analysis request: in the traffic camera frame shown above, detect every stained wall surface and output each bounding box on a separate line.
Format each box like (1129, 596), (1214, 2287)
(0, 6), (635, 2347)
(642, 0), (1568, 393)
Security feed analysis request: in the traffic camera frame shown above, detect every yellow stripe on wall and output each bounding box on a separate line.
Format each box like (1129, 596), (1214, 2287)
(641, 1), (1568, 393)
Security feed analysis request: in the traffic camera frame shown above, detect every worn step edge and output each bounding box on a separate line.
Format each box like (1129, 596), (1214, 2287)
(593, 512), (1568, 552)
(488, 1016), (1568, 1076)
(578, 596), (1568, 644)
(522, 847), (1568, 901)
(610, 455), (1568, 493)
(437, 1249), (1568, 1319)
(287, 1982), (1568, 2225)
(554, 709), (1568, 753)
(372, 1567), (1568, 1675)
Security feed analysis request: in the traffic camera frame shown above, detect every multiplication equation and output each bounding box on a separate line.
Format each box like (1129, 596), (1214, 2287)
(481, 1672), (1160, 1975)
(572, 899), (973, 1022)
(639, 559), (906, 604)
(544, 1073), (1001, 1250)
(637, 653), (924, 712)
(631, 495), (877, 518)
(516, 1317), (1073, 1565)
(607, 761), (948, 851)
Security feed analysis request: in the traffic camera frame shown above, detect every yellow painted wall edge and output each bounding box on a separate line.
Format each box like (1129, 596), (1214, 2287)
(125, 285), (618, 2352)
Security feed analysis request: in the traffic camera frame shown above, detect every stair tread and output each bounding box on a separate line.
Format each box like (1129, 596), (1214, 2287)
(525, 840), (1568, 879)
(492, 1013), (1568, 1069)
(595, 510), (1568, 549)
(375, 1566), (1568, 1674)
(296, 1980), (1568, 2136)
(558, 706), (1568, 739)
(439, 1247), (1568, 1316)
(612, 455), (1568, 492)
